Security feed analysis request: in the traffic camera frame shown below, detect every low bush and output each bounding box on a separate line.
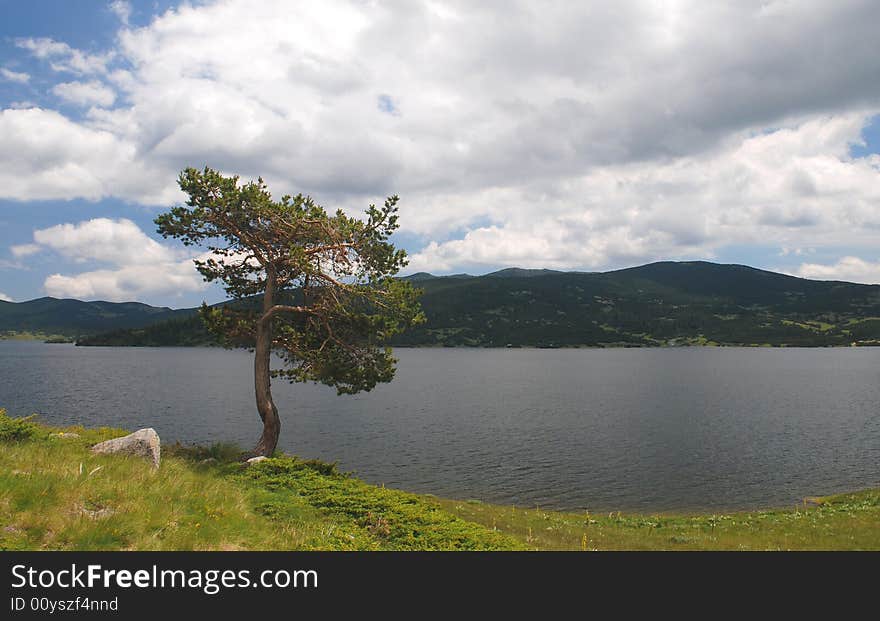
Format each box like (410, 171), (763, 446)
(0, 409), (40, 442)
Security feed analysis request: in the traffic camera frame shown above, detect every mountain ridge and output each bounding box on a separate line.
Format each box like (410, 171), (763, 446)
(0, 296), (191, 337)
(3, 261), (879, 346)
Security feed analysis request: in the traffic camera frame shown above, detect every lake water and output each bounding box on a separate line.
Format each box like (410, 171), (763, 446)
(1, 341), (878, 512)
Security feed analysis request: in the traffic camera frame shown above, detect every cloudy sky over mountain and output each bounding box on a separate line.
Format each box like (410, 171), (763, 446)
(1, 0), (878, 306)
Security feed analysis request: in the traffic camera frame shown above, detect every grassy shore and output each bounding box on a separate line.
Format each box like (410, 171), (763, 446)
(436, 491), (880, 550)
(0, 331), (74, 342)
(1, 410), (877, 551)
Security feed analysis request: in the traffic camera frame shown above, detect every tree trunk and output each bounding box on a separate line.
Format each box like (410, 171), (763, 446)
(252, 270), (281, 456)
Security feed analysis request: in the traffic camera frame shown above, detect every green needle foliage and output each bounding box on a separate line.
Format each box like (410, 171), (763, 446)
(156, 167), (423, 454)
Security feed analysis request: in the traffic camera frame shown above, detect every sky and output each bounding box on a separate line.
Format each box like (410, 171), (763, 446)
(1, 0), (879, 307)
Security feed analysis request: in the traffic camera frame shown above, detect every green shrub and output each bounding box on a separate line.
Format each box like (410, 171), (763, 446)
(295, 457), (343, 477)
(0, 409), (40, 442)
(166, 441), (245, 463)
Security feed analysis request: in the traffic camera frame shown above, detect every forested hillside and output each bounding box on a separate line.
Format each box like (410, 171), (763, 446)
(72, 262), (880, 348)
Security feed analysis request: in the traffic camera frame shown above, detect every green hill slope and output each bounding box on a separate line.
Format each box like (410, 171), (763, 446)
(0, 297), (191, 338)
(392, 261), (880, 347)
(8, 261), (880, 347)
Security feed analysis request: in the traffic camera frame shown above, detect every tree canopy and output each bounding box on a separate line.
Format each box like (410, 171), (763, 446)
(156, 166), (423, 454)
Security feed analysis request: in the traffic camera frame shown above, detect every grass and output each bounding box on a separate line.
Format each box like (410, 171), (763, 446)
(437, 491), (880, 550)
(0, 409), (518, 551)
(1, 409), (877, 551)
(781, 319), (835, 332)
(0, 331), (71, 341)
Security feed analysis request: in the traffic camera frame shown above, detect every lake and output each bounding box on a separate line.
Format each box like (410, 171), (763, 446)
(1, 341), (878, 512)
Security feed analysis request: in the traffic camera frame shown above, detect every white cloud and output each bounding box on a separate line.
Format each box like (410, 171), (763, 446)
(43, 262), (204, 301)
(409, 114), (880, 271)
(0, 68), (30, 83)
(790, 257), (880, 285)
(26, 218), (208, 301)
(109, 1), (132, 26)
(15, 37), (112, 75)
(0, 107), (176, 203)
(0, 292), (13, 302)
(10, 243), (40, 258)
(33, 218), (171, 265)
(51, 81), (116, 107)
(2, 1), (880, 276)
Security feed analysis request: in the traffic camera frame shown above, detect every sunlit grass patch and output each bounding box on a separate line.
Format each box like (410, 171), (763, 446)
(437, 489), (880, 551)
(239, 458), (523, 550)
(0, 411), (328, 550)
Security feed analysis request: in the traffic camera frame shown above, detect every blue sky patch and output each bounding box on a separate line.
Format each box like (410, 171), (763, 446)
(850, 114), (880, 159)
(377, 94), (399, 116)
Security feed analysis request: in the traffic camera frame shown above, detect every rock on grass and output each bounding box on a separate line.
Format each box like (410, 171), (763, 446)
(91, 428), (161, 469)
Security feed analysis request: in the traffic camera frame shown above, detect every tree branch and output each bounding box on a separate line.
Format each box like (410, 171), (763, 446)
(259, 304), (316, 326)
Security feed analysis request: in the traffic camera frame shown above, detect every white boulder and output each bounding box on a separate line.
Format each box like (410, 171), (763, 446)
(91, 428), (161, 468)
